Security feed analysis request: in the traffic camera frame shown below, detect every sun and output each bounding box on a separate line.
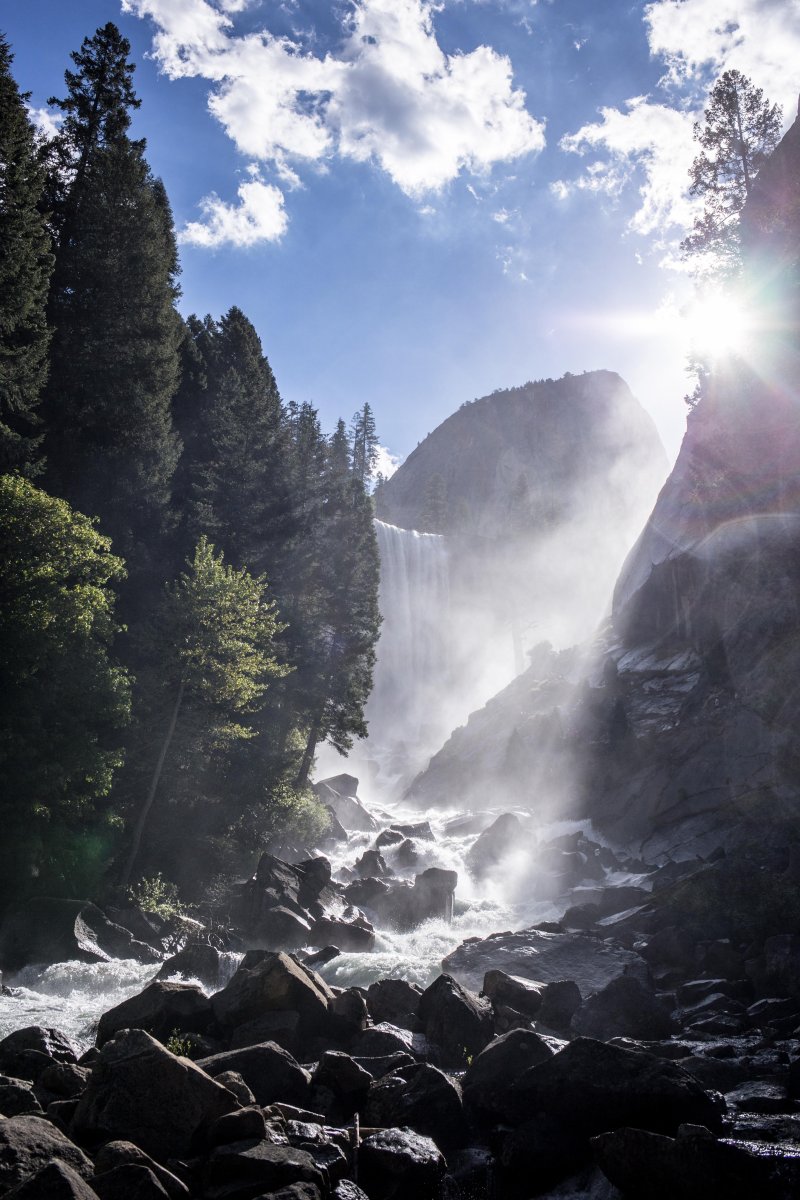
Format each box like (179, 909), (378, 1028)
(686, 292), (752, 361)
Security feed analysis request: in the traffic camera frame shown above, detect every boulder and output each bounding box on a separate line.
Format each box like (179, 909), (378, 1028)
(201, 1142), (326, 1200)
(330, 989), (369, 1038)
(375, 830), (405, 850)
(358, 1128), (446, 1200)
(92, 1142), (188, 1198)
(206, 1105), (269, 1147)
(0, 899), (161, 971)
(0, 1115), (93, 1193)
(355, 850), (390, 879)
(442, 927), (649, 995)
(462, 1028), (554, 1122)
(0, 1077), (42, 1117)
(390, 821), (435, 842)
(466, 813), (525, 877)
(96, 981), (212, 1048)
(4, 1161), (100, 1199)
(156, 945), (230, 990)
(198, 1043), (311, 1108)
(367, 871), (457, 931)
(571, 976), (677, 1041)
(353, 1023), (418, 1059)
(363, 1062), (468, 1151)
(71, 1029), (239, 1160)
(212, 952), (334, 1038)
(311, 1051), (372, 1117)
(366, 979), (422, 1028)
(0, 1027), (80, 1084)
(90, 1164), (170, 1199)
(308, 916), (375, 953)
(313, 776), (378, 832)
(482, 970), (545, 1017)
(593, 1123), (800, 1200)
(228, 1011), (301, 1054)
(510, 1038), (723, 1135)
(417, 974), (494, 1066)
(38, 1062), (90, 1100)
(212, 1072), (256, 1107)
(537, 979), (582, 1030)
(250, 907), (313, 952)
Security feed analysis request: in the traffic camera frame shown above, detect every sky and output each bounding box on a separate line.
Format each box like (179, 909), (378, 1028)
(4, 0), (800, 469)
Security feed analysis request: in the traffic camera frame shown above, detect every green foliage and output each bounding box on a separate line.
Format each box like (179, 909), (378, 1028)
(682, 70), (782, 283)
(127, 873), (182, 919)
(165, 1029), (197, 1058)
(0, 35), (53, 475)
(0, 475), (130, 902)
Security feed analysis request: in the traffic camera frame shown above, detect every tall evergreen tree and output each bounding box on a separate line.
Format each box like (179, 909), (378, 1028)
(682, 71), (782, 281)
(43, 25), (180, 566)
(0, 35), (53, 475)
(350, 401), (379, 488)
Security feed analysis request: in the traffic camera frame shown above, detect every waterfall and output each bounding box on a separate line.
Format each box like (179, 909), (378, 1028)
(364, 520), (451, 782)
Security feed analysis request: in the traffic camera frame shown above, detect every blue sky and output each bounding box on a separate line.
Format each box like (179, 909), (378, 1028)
(5, 0), (799, 468)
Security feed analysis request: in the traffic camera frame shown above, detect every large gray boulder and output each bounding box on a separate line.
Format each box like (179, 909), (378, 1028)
(313, 776), (378, 832)
(72, 1029), (239, 1160)
(442, 927), (649, 995)
(211, 952), (334, 1039)
(96, 981), (212, 1047)
(198, 1042), (311, 1108)
(0, 899), (161, 971)
(0, 1116), (93, 1194)
(359, 1128), (446, 1200)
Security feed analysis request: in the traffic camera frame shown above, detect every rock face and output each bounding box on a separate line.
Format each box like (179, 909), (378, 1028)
(0, 899), (162, 971)
(442, 927), (649, 995)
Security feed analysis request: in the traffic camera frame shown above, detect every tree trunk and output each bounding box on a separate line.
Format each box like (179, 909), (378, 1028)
(120, 678), (185, 889)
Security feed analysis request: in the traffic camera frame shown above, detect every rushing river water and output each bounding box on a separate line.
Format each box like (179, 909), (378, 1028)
(0, 793), (611, 1047)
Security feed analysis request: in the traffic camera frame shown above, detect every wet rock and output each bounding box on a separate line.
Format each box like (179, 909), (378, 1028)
(300, 946), (341, 969)
(321, 806), (348, 844)
(417, 974), (494, 1066)
(352, 1052), (416, 1079)
(212, 952), (334, 1039)
(228, 1011), (301, 1055)
(38, 1062), (90, 1100)
(593, 1123), (800, 1200)
(90, 1164), (170, 1199)
(0, 1027), (80, 1083)
(442, 927), (649, 995)
(364, 1062), (468, 1151)
(482, 969), (545, 1017)
(311, 1051), (372, 1117)
(0, 1115), (94, 1193)
(725, 1081), (795, 1115)
(571, 975), (677, 1041)
(359, 1128), (446, 1200)
(329, 989), (369, 1038)
(313, 775), (378, 832)
(462, 1028), (554, 1122)
(96, 981), (212, 1048)
(366, 979), (422, 1028)
(375, 830), (405, 850)
(343, 878), (389, 910)
(333, 1183), (368, 1200)
(155, 944), (230, 990)
(199, 1043), (311, 1108)
(466, 813), (525, 877)
(366, 870), (457, 930)
(92, 1142), (188, 1198)
(202, 1141), (325, 1200)
(510, 1037), (724, 1135)
(355, 850), (391, 879)
(72, 1029), (239, 1160)
(207, 1105), (269, 1147)
(4, 1161), (100, 1200)
(391, 821), (435, 841)
(0, 899), (162, 971)
(308, 916), (375, 952)
(0, 1077), (42, 1117)
(352, 1023), (419, 1059)
(253, 907), (314, 952)
(537, 979), (583, 1030)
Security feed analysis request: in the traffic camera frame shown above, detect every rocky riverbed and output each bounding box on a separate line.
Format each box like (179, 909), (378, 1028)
(1, 776), (800, 1198)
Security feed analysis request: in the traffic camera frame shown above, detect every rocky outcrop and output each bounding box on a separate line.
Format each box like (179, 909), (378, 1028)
(0, 899), (163, 971)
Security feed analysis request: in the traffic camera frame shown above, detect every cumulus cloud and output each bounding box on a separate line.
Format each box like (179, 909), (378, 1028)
(26, 105), (62, 139)
(180, 173), (288, 247)
(122, 0), (544, 245)
(374, 444), (403, 480)
(555, 0), (800, 246)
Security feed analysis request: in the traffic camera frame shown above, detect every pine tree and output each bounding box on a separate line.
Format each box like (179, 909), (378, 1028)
(42, 25), (180, 566)
(350, 401), (379, 487)
(0, 35), (53, 475)
(681, 71), (782, 281)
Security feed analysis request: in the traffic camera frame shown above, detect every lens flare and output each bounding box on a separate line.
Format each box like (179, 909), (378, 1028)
(686, 293), (752, 360)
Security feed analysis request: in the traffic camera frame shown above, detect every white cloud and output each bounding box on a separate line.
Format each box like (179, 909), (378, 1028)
(559, 98), (696, 235)
(179, 174), (288, 247)
(26, 105), (62, 139)
(123, 0), (545, 245)
(374, 444), (403, 480)
(556, 0), (800, 247)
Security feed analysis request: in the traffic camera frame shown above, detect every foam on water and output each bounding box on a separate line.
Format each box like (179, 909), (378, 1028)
(0, 959), (160, 1048)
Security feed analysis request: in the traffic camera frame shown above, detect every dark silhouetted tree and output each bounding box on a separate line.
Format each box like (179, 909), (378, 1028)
(350, 401), (379, 487)
(0, 35), (53, 475)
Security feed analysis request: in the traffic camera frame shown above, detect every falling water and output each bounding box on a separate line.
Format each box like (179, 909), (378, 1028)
(361, 520), (451, 785)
